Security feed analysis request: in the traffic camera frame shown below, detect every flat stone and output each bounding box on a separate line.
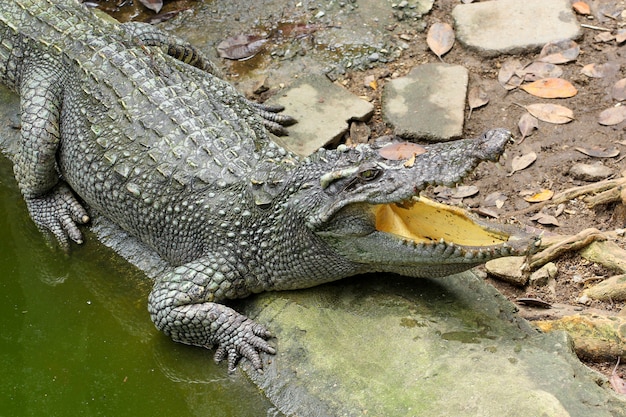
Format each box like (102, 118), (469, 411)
(485, 255), (528, 286)
(452, 0), (581, 56)
(382, 63), (468, 141)
(569, 163), (614, 182)
(269, 74), (374, 156)
(242, 272), (626, 417)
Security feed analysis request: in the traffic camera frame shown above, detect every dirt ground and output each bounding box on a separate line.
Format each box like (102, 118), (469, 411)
(95, 0), (626, 381)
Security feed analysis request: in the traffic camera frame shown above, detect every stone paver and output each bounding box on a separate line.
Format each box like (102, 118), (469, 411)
(382, 63), (468, 141)
(452, 0), (581, 56)
(269, 74), (374, 156)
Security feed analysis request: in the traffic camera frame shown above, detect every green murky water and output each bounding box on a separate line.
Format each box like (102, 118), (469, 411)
(0, 89), (272, 417)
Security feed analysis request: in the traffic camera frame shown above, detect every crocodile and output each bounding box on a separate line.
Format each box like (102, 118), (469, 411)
(0, 0), (540, 372)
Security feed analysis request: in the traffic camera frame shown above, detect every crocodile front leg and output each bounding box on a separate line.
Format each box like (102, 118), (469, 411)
(148, 257), (275, 372)
(14, 57), (89, 247)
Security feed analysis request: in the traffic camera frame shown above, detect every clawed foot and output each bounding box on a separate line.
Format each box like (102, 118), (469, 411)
(212, 313), (276, 373)
(249, 101), (297, 136)
(24, 183), (89, 249)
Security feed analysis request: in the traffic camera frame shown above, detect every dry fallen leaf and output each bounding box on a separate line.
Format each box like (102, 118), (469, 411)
(524, 103), (574, 124)
(378, 142), (427, 161)
(613, 78), (626, 101)
(516, 297), (552, 308)
(217, 34), (268, 60)
(508, 152), (537, 176)
(575, 146), (620, 158)
(581, 62), (620, 78)
(595, 32), (615, 43)
(427, 22), (455, 61)
(518, 113), (539, 142)
(520, 78), (578, 98)
(403, 154), (416, 168)
(436, 185), (479, 200)
(598, 106), (626, 126)
(616, 29), (626, 44)
(139, 0), (163, 13)
(484, 191), (507, 208)
(498, 59), (524, 90)
(363, 75), (378, 90)
(450, 185), (479, 199)
(572, 1), (591, 15)
(524, 189), (554, 203)
(467, 86), (489, 119)
(519, 62), (563, 81)
(538, 40), (580, 64)
(530, 212), (560, 227)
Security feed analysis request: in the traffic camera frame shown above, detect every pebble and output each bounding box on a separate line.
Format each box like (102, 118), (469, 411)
(569, 163), (613, 181)
(368, 52), (380, 62)
(529, 262), (557, 287)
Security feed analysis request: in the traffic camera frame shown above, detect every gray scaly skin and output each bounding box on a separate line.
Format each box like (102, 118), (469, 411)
(0, 0), (539, 372)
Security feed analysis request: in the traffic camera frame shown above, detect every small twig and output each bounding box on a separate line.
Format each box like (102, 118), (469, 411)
(603, 12), (619, 21)
(509, 177), (626, 217)
(581, 23), (612, 31)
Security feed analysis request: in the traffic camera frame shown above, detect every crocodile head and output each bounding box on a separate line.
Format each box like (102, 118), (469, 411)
(297, 128), (540, 278)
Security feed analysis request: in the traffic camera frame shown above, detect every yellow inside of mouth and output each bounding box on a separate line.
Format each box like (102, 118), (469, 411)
(374, 196), (509, 247)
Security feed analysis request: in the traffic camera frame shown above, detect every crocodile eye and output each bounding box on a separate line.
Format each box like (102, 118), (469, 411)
(358, 168), (381, 181)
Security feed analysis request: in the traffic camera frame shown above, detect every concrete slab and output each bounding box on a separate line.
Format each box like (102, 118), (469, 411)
(269, 74), (374, 156)
(243, 272), (626, 417)
(382, 63), (468, 141)
(452, 0), (581, 56)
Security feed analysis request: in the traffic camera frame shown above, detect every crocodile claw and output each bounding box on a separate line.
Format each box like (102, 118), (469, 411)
(24, 183), (89, 249)
(212, 315), (275, 373)
(249, 101), (297, 136)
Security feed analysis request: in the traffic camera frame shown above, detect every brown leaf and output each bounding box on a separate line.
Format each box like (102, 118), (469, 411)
(403, 154), (417, 168)
(538, 40), (580, 64)
(572, 1), (591, 15)
(508, 152), (537, 176)
(524, 103), (574, 124)
(520, 78), (577, 98)
(529, 212), (560, 226)
(598, 106), (626, 126)
(378, 142), (427, 161)
(519, 62), (563, 82)
(575, 146), (620, 158)
(613, 78), (626, 101)
(363, 75), (378, 90)
(217, 34), (268, 60)
(484, 191), (507, 208)
(144, 10), (187, 24)
(467, 86), (489, 120)
(524, 189), (554, 203)
(581, 62), (620, 78)
(516, 297), (552, 308)
(595, 32), (615, 43)
(498, 59), (524, 90)
(138, 0), (163, 13)
(518, 113), (539, 141)
(427, 22), (455, 60)
(450, 185), (479, 199)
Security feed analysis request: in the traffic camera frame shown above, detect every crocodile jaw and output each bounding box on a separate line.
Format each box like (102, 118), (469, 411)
(372, 196), (538, 263)
(316, 195), (540, 278)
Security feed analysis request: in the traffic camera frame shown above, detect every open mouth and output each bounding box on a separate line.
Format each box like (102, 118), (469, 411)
(373, 196), (518, 249)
